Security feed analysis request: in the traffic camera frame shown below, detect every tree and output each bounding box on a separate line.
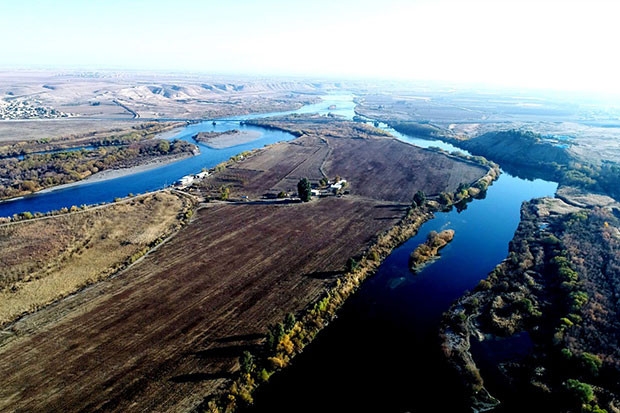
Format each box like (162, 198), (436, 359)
(266, 322), (285, 351)
(284, 312), (296, 331)
(239, 351), (254, 374)
(220, 185), (230, 200)
(157, 140), (170, 154)
(346, 257), (359, 272)
(297, 177), (312, 202)
(579, 352), (602, 377)
(412, 190), (426, 207)
(565, 379), (594, 405)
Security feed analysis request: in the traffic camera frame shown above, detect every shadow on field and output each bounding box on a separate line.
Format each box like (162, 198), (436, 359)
(374, 216), (401, 221)
(374, 203), (408, 211)
(215, 333), (264, 343)
(304, 270), (343, 279)
(193, 343), (261, 359)
(169, 371), (234, 383)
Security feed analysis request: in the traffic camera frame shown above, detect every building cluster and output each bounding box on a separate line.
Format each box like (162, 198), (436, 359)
(174, 171), (209, 188)
(311, 179), (347, 197)
(0, 99), (72, 120)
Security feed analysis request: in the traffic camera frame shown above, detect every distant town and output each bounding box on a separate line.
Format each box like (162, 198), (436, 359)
(0, 98), (71, 120)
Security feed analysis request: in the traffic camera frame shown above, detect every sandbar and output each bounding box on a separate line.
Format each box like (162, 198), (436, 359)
(194, 130), (262, 149)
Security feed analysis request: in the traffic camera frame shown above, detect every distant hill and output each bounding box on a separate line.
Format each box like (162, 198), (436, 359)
(458, 129), (573, 170)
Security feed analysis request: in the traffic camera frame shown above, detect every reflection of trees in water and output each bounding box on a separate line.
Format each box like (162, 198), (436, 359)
(499, 162), (552, 182)
(455, 197), (470, 213)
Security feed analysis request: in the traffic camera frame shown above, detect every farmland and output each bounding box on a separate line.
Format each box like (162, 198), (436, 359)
(203, 114), (487, 202)
(0, 116), (491, 412)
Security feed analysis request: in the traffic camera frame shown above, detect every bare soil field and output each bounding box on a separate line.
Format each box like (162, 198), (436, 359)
(0, 198), (407, 413)
(0, 117), (489, 412)
(202, 116), (486, 202)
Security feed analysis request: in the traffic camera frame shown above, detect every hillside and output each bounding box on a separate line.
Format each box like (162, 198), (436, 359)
(0, 70), (328, 142)
(457, 129), (574, 170)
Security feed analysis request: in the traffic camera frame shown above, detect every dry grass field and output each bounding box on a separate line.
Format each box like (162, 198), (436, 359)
(0, 117), (490, 412)
(0, 190), (194, 329)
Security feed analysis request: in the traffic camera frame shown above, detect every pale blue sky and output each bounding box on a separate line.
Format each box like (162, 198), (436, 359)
(1, 0), (618, 94)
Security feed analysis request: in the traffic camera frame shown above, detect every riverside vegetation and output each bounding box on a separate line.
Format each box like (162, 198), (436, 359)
(356, 99), (620, 412)
(382, 123), (620, 411)
(440, 195), (620, 412)
(409, 228), (455, 273)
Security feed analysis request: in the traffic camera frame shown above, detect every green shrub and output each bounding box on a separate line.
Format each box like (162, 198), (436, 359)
(565, 379), (594, 404)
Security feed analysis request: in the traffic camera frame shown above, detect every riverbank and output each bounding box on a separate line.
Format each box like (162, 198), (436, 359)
(439, 191), (620, 412)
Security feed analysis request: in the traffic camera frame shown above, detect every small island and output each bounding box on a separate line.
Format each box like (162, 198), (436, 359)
(409, 229), (455, 273)
(193, 129), (262, 149)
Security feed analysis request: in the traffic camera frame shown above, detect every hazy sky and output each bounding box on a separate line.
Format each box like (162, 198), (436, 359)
(1, 0), (617, 94)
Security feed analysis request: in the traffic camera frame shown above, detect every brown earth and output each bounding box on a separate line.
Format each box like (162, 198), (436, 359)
(0, 118), (490, 412)
(202, 116), (487, 202)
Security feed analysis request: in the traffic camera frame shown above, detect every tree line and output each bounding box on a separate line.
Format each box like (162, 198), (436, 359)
(0, 139), (196, 200)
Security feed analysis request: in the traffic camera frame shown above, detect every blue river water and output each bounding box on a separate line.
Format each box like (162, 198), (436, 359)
(0, 96), (356, 218)
(2, 94), (558, 411)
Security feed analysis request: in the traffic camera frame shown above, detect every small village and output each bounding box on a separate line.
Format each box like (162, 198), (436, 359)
(0, 99), (72, 120)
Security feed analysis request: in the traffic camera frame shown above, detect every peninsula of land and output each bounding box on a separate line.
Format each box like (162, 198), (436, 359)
(0, 114), (495, 413)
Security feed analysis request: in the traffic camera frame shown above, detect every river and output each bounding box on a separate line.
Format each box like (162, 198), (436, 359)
(233, 99), (558, 412)
(243, 170), (557, 413)
(1, 94), (557, 411)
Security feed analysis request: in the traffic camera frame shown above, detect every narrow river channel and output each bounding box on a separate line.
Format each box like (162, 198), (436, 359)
(1, 95), (558, 412)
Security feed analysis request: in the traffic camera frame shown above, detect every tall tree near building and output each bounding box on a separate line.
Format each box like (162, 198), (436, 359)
(297, 177), (312, 202)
